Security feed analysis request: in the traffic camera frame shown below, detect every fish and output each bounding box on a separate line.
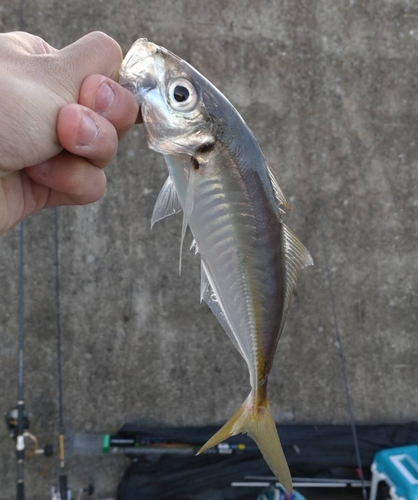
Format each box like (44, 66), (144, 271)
(119, 39), (313, 492)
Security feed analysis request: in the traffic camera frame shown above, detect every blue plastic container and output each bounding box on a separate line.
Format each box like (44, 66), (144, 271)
(371, 445), (418, 500)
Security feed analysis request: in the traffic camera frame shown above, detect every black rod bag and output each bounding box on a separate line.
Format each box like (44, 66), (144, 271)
(117, 422), (418, 500)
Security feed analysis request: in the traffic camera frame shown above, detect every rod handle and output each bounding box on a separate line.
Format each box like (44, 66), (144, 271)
(17, 482), (24, 500)
(59, 474), (68, 500)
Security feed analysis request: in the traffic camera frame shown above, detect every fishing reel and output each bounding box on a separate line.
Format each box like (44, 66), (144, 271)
(5, 408), (54, 457)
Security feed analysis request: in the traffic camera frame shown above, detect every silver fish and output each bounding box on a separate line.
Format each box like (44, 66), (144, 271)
(119, 39), (313, 492)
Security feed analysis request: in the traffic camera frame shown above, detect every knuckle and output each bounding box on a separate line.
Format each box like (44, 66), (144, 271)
(87, 31), (123, 62)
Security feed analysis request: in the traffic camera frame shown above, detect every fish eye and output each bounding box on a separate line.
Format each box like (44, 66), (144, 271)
(174, 86), (189, 102)
(168, 78), (198, 112)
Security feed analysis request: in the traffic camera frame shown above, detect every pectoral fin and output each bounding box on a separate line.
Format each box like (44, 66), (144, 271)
(151, 176), (182, 228)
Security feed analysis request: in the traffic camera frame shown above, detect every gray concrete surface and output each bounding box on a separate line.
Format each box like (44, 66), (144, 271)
(1, 0), (417, 498)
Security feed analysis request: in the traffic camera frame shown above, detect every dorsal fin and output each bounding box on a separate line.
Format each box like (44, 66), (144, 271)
(266, 164), (291, 212)
(151, 176), (182, 228)
(279, 223), (313, 335)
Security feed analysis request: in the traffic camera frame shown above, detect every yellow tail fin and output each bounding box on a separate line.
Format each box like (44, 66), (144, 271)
(196, 392), (292, 492)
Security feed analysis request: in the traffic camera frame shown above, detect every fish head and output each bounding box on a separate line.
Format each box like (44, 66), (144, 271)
(119, 39), (216, 157)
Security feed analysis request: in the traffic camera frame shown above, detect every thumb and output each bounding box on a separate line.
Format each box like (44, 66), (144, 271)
(52, 32), (123, 102)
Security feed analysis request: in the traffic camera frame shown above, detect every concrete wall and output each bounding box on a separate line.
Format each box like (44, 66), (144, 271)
(1, 0), (417, 497)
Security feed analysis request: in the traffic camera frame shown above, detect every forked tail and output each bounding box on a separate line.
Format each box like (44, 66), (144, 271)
(196, 390), (292, 492)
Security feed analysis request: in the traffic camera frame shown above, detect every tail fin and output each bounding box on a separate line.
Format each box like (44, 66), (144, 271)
(196, 392), (292, 492)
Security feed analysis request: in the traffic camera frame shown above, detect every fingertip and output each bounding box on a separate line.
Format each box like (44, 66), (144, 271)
(93, 80), (115, 114)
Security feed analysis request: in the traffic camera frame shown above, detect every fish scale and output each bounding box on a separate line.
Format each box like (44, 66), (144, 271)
(119, 38), (313, 493)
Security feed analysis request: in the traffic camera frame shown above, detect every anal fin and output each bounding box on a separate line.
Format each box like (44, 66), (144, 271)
(200, 262), (245, 360)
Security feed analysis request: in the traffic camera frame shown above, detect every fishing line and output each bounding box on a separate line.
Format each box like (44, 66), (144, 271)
(18, 0), (25, 31)
(16, 222), (26, 500)
(319, 212), (368, 500)
(54, 207), (68, 500)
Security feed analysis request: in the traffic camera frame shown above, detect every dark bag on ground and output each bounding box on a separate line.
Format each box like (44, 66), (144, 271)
(117, 422), (418, 500)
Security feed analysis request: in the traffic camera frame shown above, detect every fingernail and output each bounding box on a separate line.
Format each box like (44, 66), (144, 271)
(77, 112), (99, 146)
(93, 82), (115, 113)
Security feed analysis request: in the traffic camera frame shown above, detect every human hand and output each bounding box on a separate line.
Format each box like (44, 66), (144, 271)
(0, 31), (141, 235)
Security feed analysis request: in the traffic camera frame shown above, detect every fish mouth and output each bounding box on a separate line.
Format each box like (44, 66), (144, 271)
(119, 38), (159, 95)
(118, 78), (136, 93)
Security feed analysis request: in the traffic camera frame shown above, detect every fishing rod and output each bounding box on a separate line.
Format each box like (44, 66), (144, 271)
(15, 0), (26, 493)
(238, 476), (372, 488)
(53, 208), (68, 500)
(319, 210), (368, 500)
(67, 431), (256, 458)
(7, 221), (56, 499)
(16, 221), (26, 500)
(6, 213), (93, 500)
(50, 209), (95, 500)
